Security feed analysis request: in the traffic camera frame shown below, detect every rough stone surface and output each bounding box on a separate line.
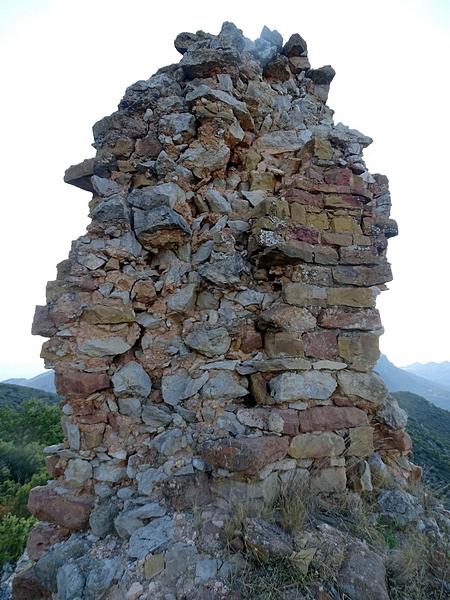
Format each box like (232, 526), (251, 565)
(270, 371), (337, 402)
(299, 406), (369, 432)
(199, 436), (289, 476)
(128, 516), (175, 559)
(28, 484), (94, 531)
(244, 517), (293, 560)
(338, 541), (390, 600)
(21, 20), (416, 600)
(377, 490), (424, 526)
(289, 432), (345, 458)
(112, 361), (152, 397)
(338, 371), (388, 405)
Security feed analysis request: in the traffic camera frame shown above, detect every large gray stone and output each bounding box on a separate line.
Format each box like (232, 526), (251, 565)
(198, 253), (247, 285)
(205, 189), (231, 213)
(91, 194), (129, 224)
(270, 371), (337, 402)
(377, 490), (423, 526)
(136, 467), (166, 496)
(244, 517), (293, 560)
(78, 336), (133, 357)
(338, 541), (389, 600)
(141, 404), (172, 427)
(377, 396), (408, 429)
(65, 459), (93, 485)
(114, 502), (167, 538)
(93, 459), (127, 483)
(255, 130), (311, 154)
(112, 361), (152, 397)
(117, 397), (142, 418)
(186, 84), (254, 129)
(159, 112), (196, 141)
(162, 369), (209, 405)
(127, 516), (175, 559)
(152, 429), (183, 455)
(84, 558), (120, 600)
(128, 182), (185, 210)
(166, 283), (198, 313)
(56, 563), (85, 600)
(35, 539), (90, 593)
(195, 558), (220, 583)
(201, 371), (248, 400)
(134, 205), (191, 238)
(337, 371), (388, 405)
(184, 326), (231, 357)
(179, 143), (230, 178)
(91, 175), (122, 197)
(89, 501), (119, 537)
(164, 542), (199, 584)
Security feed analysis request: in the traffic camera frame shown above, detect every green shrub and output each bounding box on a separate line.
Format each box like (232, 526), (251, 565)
(0, 399), (62, 447)
(0, 513), (35, 566)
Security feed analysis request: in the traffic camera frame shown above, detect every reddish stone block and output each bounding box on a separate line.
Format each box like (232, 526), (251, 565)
(323, 194), (364, 209)
(332, 394), (353, 407)
(374, 426), (412, 453)
(26, 522), (70, 561)
(28, 483), (94, 531)
(324, 167), (353, 186)
(298, 406), (368, 432)
(199, 436), (289, 476)
(290, 225), (320, 244)
(283, 188), (324, 208)
(240, 330), (263, 354)
(318, 307), (382, 330)
(304, 331), (337, 359)
(271, 409), (300, 435)
(32, 305), (57, 337)
(56, 368), (110, 399)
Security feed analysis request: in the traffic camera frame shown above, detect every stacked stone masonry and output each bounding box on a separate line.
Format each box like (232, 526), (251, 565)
(16, 22), (419, 599)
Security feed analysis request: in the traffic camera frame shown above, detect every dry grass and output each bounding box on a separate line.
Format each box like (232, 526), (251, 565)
(275, 479), (311, 535)
(224, 484), (450, 600)
(388, 533), (450, 600)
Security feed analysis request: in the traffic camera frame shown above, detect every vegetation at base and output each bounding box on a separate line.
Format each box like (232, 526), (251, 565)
(0, 382), (58, 410)
(394, 391), (450, 504)
(0, 398), (62, 568)
(226, 485), (449, 600)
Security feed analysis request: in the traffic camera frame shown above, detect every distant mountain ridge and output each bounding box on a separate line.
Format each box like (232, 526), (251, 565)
(403, 361), (450, 389)
(375, 355), (450, 411)
(394, 391), (450, 504)
(3, 370), (55, 394)
(0, 382), (58, 408)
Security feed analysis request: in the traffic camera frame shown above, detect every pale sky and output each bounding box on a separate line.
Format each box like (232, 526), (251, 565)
(0, 0), (449, 379)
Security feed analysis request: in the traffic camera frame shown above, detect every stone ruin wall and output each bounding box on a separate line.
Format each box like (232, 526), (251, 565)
(21, 21), (419, 598)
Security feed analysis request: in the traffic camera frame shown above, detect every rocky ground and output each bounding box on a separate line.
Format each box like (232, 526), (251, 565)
(5, 479), (450, 599)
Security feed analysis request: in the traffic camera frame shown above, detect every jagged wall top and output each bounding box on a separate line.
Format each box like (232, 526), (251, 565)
(21, 22), (411, 600)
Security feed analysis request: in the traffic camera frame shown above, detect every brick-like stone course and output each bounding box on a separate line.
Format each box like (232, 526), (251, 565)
(17, 22), (418, 600)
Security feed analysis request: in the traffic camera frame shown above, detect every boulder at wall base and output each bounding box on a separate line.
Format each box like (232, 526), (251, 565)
(377, 490), (424, 526)
(11, 567), (52, 600)
(243, 517), (293, 561)
(26, 522), (70, 562)
(199, 435), (289, 476)
(28, 483), (94, 531)
(338, 540), (390, 600)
